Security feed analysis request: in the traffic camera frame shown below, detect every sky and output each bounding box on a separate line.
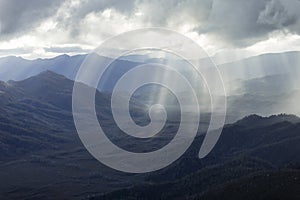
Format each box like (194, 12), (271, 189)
(1, 0), (300, 63)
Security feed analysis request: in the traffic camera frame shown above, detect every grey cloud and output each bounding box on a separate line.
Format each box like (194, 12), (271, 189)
(0, 47), (33, 56)
(44, 46), (90, 53)
(195, 0), (300, 46)
(136, 0), (185, 26)
(0, 0), (136, 40)
(1, 0), (300, 48)
(257, 0), (296, 28)
(0, 0), (63, 39)
(135, 0), (300, 46)
(136, 0), (300, 47)
(77, 0), (136, 15)
(57, 0), (137, 37)
(136, 0), (212, 26)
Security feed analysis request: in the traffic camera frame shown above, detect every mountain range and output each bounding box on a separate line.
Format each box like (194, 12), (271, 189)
(1, 51), (300, 120)
(0, 71), (300, 199)
(1, 51), (300, 82)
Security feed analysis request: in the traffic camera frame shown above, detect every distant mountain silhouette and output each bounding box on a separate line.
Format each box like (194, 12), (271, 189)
(1, 51), (300, 121)
(218, 51), (300, 82)
(1, 51), (299, 81)
(0, 54), (143, 86)
(0, 54), (85, 81)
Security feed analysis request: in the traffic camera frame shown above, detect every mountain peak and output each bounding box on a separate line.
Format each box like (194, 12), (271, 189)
(8, 70), (73, 97)
(8, 70), (69, 85)
(38, 70), (65, 78)
(235, 114), (300, 128)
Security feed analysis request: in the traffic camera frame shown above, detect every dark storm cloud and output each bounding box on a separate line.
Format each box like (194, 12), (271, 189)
(135, 0), (300, 46)
(0, 0), (63, 38)
(0, 0), (136, 40)
(194, 0), (300, 46)
(1, 0), (300, 47)
(257, 0), (296, 27)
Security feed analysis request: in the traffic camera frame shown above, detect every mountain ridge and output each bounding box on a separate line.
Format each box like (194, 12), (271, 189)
(0, 51), (299, 82)
(1, 70), (300, 199)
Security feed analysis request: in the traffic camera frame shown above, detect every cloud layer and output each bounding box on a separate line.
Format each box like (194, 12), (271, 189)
(0, 0), (63, 38)
(0, 0), (300, 58)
